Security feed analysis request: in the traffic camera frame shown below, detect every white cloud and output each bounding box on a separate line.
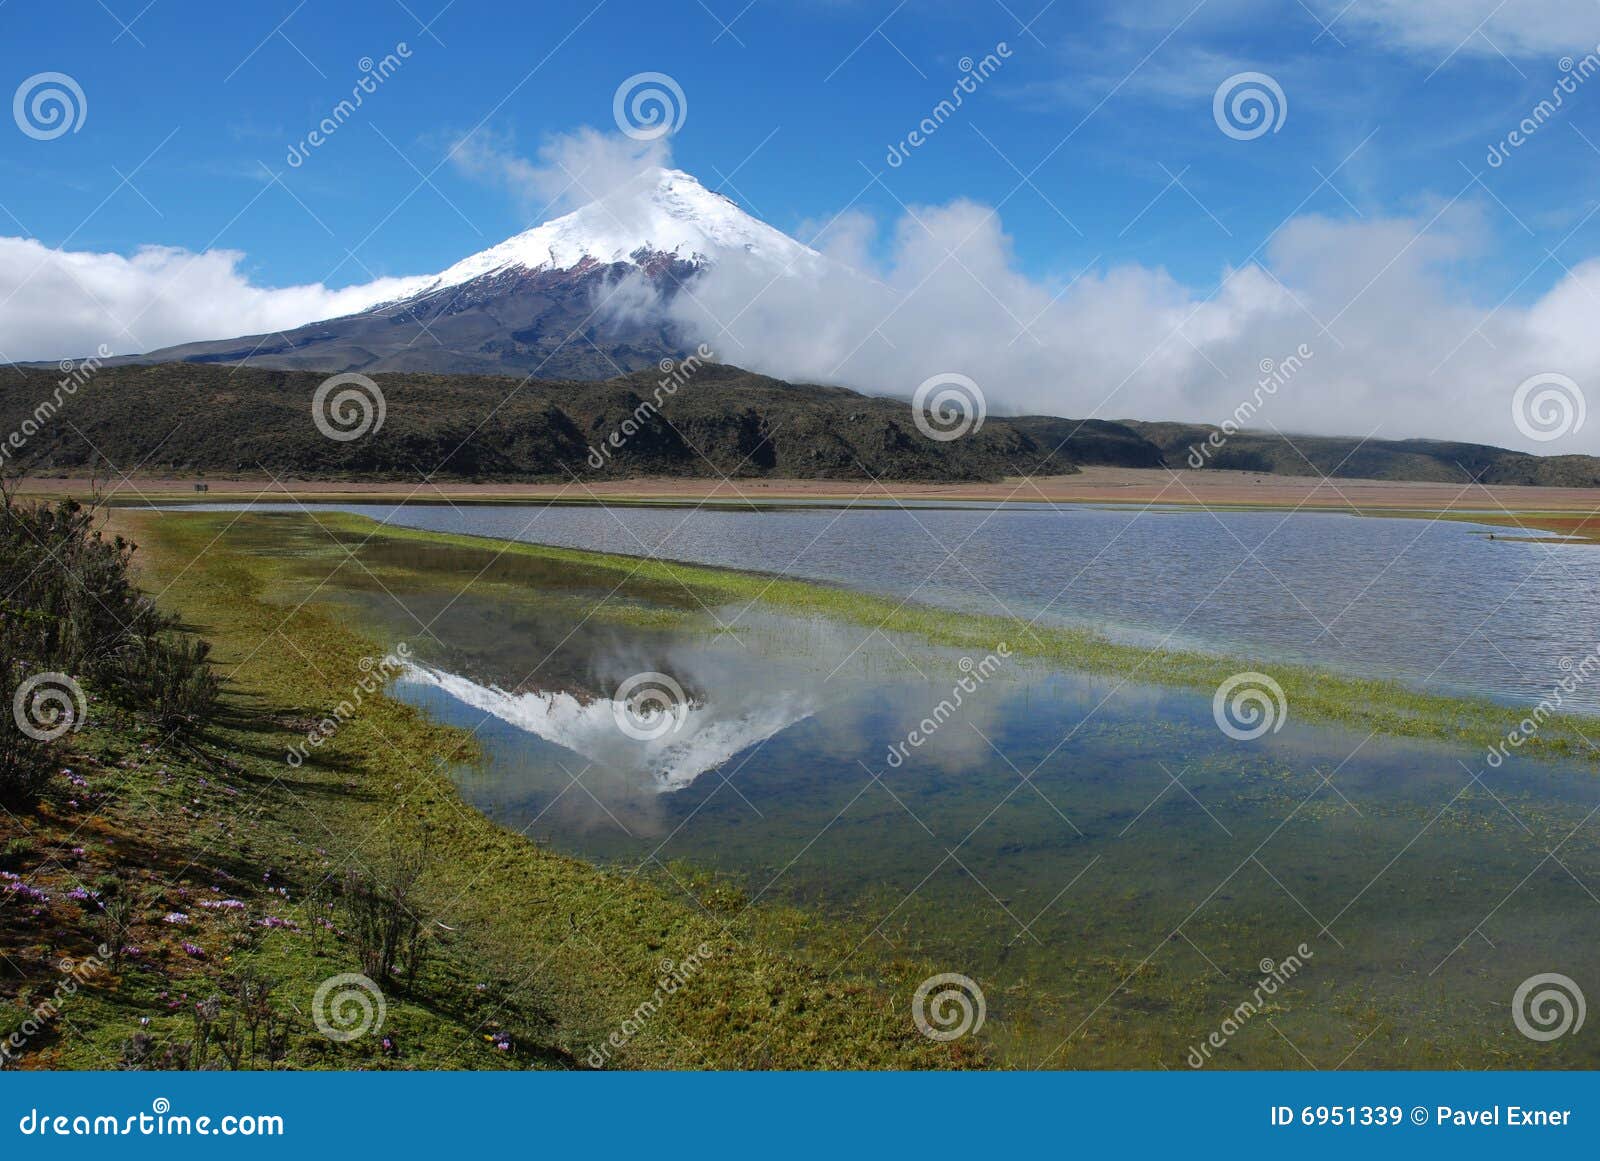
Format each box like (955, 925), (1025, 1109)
(0, 237), (426, 361)
(1312, 0), (1600, 58)
(658, 189), (1600, 454)
(448, 126), (671, 217)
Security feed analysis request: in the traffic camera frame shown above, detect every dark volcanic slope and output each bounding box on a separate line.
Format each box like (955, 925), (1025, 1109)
(128, 258), (696, 380)
(1, 362), (1154, 482)
(1125, 421), (1600, 488)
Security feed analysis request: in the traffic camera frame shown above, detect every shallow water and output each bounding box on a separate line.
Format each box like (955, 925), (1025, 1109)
(173, 500), (1600, 712)
(213, 511), (1600, 1069)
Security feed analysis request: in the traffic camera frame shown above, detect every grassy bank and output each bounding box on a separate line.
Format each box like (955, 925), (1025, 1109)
(304, 509), (1600, 766)
(1, 507), (977, 1070)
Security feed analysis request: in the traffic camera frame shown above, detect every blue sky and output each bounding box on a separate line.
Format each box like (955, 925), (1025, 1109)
(5, 1), (1600, 448)
(5, 0), (1597, 290)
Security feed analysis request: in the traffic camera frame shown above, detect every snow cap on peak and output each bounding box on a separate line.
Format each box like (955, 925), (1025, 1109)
(422, 166), (817, 292)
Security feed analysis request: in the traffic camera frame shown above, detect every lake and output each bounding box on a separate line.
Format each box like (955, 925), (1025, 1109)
(181, 500), (1600, 710)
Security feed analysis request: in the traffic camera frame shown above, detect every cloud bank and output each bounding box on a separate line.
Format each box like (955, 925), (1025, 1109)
(654, 194), (1600, 453)
(0, 238), (426, 362)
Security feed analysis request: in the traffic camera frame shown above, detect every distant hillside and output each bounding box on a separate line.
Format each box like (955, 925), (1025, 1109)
(7, 361), (1599, 488)
(1124, 421), (1600, 489)
(0, 362), (1153, 483)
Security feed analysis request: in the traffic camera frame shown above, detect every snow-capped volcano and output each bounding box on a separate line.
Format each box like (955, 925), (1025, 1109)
(134, 167), (819, 379)
(420, 167), (819, 293)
